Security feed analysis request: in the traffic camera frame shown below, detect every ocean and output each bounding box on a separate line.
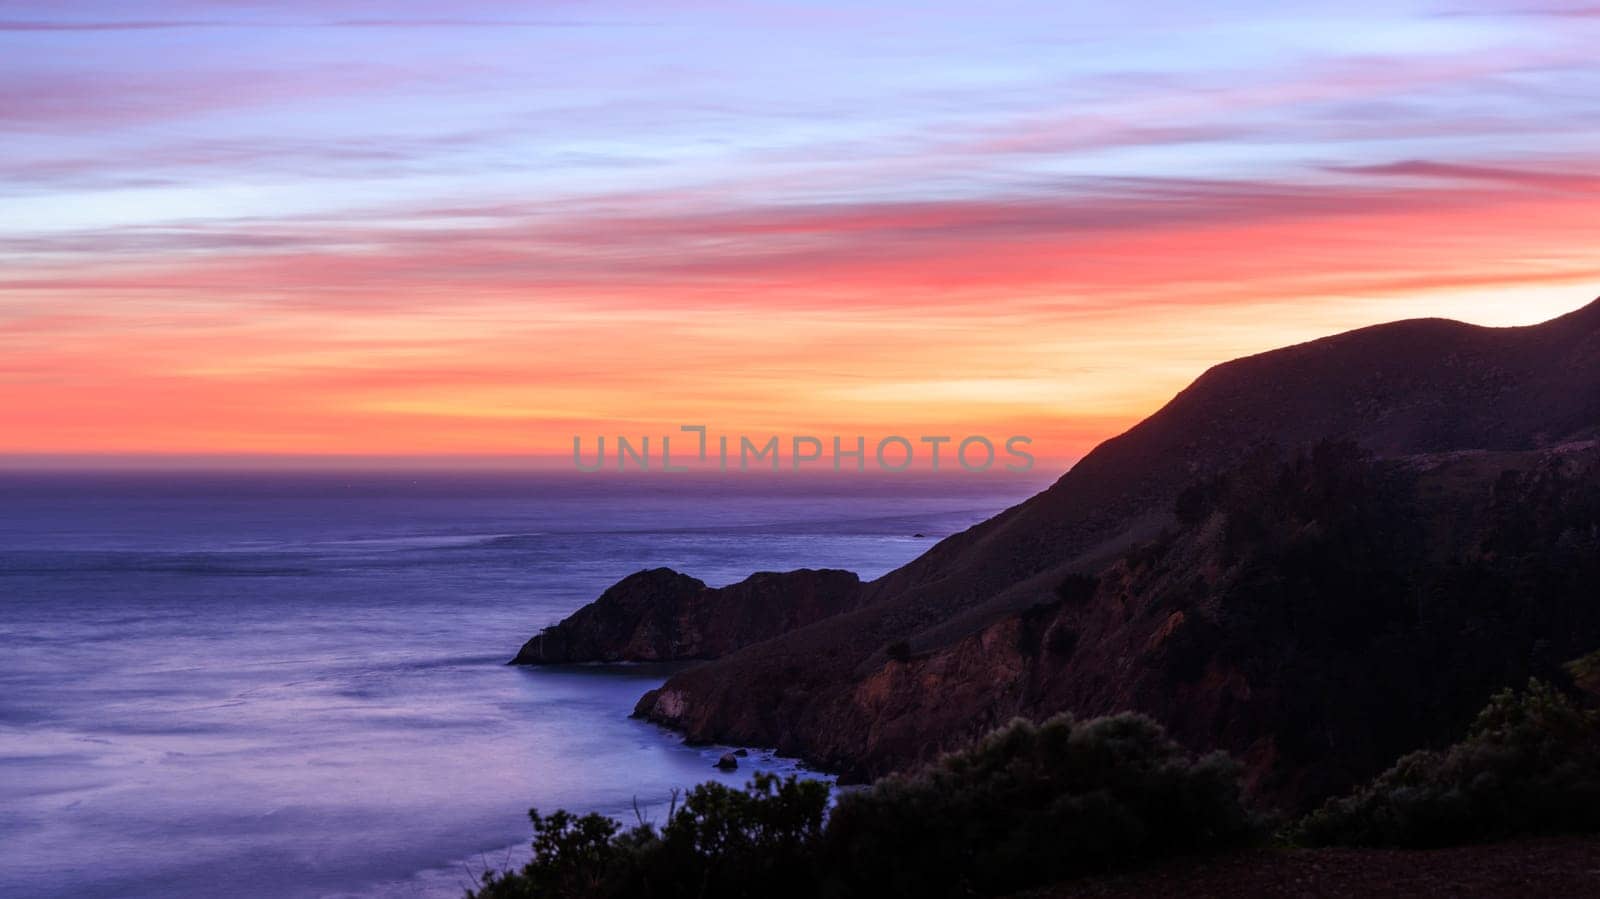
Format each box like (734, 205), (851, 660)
(0, 470), (1043, 898)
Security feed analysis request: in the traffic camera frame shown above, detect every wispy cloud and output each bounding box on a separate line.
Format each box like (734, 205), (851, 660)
(0, 66), (431, 131)
(1329, 160), (1600, 191)
(0, 20), (222, 31)
(0, 18), (627, 32)
(9, 161), (1598, 316)
(1439, 5), (1600, 18)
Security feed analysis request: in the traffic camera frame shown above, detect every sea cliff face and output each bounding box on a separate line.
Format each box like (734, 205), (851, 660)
(636, 441), (1600, 808)
(511, 567), (862, 664)
(527, 299), (1600, 811)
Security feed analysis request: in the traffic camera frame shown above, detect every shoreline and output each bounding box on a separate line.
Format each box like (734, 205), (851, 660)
(384, 721), (837, 898)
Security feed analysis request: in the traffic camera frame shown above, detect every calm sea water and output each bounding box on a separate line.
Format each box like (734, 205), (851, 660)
(0, 471), (1042, 899)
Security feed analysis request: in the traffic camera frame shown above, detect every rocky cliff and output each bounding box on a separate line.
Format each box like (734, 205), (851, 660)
(523, 297), (1600, 811)
(638, 440), (1600, 807)
(511, 567), (862, 664)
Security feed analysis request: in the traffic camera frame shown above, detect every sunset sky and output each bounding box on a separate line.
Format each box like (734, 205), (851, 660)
(3, 1), (1598, 469)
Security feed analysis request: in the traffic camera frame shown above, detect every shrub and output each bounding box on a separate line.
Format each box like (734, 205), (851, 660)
(471, 809), (627, 898)
(468, 772), (829, 899)
(823, 713), (1256, 897)
(1294, 680), (1600, 848)
(472, 715), (1255, 899)
(637, 773), (829, 898)
(1565, 649), (1600, 697)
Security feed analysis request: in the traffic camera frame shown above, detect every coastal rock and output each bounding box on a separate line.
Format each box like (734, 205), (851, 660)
(715, 752), (738, 770)
(631, 299), (1600, 812)
(512, 567), (863, 664)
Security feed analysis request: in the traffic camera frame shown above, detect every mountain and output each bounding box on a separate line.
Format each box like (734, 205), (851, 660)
(523, 298), (1600, 810)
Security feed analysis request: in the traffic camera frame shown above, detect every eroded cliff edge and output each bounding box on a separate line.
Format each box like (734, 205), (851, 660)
(636, 441), (1600, 808)
(523, 298), (1600, 812)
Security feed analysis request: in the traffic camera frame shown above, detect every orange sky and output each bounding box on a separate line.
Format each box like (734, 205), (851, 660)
(4, 176), (1598, 469)
(3, 4), (1599, 470)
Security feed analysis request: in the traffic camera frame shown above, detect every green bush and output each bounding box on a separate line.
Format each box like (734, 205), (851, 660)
(472, 714), (1256, 899)
(824, 713), (1256, 897)
(639, 773), (829, 898)
(1565, 650), (1600, 697)
(471, 809), (627, 898)
(1294, 680), (1600, 848)
(468, 772), (828, 899)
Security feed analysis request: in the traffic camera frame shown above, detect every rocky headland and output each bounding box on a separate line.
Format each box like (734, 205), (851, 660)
(517, 297), (1600, 813)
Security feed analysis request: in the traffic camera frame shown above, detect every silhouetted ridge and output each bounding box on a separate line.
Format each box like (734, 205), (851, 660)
(515, 297), (1600, 812)
(1547, 295), (1600, 330)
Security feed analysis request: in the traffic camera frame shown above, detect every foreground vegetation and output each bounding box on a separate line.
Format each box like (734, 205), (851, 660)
(469, 712), (1255, 898)
(1295, 679), (1600, 848)
(471, 679), (1600, 898)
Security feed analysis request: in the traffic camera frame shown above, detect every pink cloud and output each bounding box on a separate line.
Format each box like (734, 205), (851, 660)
(7, 158), (1599, 323)
(1328, 160), (1600, 191)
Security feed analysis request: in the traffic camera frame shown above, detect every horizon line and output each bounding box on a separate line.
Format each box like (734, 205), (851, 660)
(0, 452), (1067, 476)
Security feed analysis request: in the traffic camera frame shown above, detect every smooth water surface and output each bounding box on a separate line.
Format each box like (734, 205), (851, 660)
(0, 471), (1042, 898)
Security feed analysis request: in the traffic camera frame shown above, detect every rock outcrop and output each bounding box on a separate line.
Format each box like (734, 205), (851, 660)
(630, 297), (1600, 809)
(623, 297), (1600, 811)
(511, 567), (863, 664)
(640, 441), (1600, 808)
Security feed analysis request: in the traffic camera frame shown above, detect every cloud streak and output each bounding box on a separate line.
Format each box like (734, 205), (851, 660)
(10, 163), (1594, 285)
(1328, 160), (1600, 191)
(0, 18), (627, 31)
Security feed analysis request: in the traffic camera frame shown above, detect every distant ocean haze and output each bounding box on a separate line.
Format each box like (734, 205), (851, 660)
(0, 469), (1045, 899)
